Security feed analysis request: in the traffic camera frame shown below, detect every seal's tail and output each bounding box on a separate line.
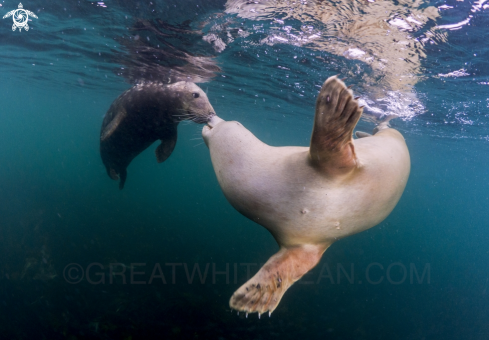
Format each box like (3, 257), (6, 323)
(309, 76), (363, 174)
(229, 243), (329, 316)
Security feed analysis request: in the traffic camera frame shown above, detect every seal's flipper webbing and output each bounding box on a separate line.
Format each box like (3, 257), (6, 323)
(155, 125), (178, 163)
(309, 76), (363, 173)
(229, 243), (329, 315)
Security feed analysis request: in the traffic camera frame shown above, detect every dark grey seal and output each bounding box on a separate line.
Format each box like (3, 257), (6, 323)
(100, 81), (215, 189)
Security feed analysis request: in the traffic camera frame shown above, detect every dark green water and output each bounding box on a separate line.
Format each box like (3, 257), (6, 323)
(1, 0), (489, 339)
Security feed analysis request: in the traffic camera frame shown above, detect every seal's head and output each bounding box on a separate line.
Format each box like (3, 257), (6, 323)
(100, 81), (216, 190)
(170, 81), (216, 124)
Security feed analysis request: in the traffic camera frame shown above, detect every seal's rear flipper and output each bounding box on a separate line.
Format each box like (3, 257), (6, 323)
(155, 126), (178, 163)
(229, 243), (329, 316)
(109, 168), (119, 180)
(309, 76), (363, 174)
(118, 168), (127, 190)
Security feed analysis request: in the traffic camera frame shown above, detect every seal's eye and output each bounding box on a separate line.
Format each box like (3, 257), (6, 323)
(192, 93), (200, 99)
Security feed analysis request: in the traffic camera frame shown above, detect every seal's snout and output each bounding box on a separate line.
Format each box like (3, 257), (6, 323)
(202, 115), (225, 146)
(207, 111), (216, 122)
(206, 115), (224, 129)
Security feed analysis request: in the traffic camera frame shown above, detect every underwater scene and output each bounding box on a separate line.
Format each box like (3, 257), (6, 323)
(1, 0), (489, 339)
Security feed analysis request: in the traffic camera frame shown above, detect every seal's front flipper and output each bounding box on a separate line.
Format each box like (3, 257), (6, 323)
(356, 115), (398, 138)
(229, 243), (329, 316)
(373, 115), (397, 134)
(155, 126), (178, 163)
(355, 131), (372, 139)
(309, 76), (363, 174)
(100, 106), (127, 142)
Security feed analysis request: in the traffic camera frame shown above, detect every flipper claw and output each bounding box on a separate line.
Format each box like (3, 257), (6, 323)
(229, 245), (327, 315)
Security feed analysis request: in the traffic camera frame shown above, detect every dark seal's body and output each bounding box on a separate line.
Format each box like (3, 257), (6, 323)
(100, 81), (215, 189)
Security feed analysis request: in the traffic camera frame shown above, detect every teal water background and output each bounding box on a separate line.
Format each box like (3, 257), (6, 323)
(1, 0), (489, 339)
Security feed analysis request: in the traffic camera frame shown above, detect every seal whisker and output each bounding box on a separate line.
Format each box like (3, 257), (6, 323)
(190, 116), (209, 124)
(173, 109), (191, 114)
(174, 114), (197, 120)
(173, 110), (197, 119)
